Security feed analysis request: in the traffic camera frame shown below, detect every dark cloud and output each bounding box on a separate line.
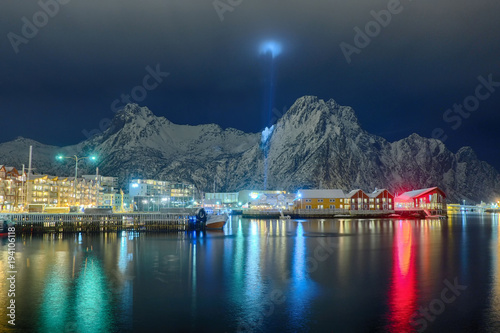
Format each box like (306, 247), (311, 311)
(1, 0), (500, 167)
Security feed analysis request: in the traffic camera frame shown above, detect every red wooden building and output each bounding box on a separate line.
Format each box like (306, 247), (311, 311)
(395, 187), (447, 216)
(367, 189), (394, 211)
(346, 189), (369, 210)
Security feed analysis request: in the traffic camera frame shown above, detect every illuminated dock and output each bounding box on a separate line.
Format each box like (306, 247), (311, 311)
(1, 213), (200, 233)
(242, 209), (396, 219)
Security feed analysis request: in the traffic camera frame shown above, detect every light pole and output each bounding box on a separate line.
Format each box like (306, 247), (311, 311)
(56, 154), (97, 206)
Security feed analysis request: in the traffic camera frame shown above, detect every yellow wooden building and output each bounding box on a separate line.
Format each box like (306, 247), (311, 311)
(294, 189), (347, 210)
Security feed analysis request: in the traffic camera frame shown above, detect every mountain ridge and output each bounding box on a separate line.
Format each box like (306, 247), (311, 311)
(1, 96), (499, 203)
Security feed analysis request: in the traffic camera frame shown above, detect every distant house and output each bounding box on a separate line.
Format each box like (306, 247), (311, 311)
(295, 189), (347, 210)
(0, 165), (25, 210)
(346, 189), (369, 211)
(395, 187), (447, 215)
(367, 189), (394, 211)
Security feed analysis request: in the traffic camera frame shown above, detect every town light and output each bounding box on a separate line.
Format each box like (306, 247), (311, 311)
(55, 154), (99, 205)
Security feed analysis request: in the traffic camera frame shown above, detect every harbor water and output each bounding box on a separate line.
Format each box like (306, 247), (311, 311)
(1, 213), (499, 332)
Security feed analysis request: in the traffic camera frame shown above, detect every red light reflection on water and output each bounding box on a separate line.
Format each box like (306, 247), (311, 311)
(387, 221), (418, 332)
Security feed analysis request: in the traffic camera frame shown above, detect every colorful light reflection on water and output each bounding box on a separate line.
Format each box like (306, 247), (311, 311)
(387, 221), (417, 332)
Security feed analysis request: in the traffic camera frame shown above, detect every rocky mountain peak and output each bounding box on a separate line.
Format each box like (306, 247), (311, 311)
(0, 95), (498, 203)
(456, 146), (478, 162)
(115, 104), (155, 122)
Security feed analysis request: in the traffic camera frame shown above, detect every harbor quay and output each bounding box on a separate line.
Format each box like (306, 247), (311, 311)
(241, 208), (397, 219)
(2, 212), (201, 233)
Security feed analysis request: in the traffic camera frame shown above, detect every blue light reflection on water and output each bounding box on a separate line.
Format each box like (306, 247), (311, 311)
(241, 220), (263, 328)
(75, 257), (113, 333)
(287, 222), (317, 331)
(38, 252), (70, 333)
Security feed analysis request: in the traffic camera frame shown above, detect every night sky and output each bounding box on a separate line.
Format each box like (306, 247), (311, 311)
(2, 0), (500, 168)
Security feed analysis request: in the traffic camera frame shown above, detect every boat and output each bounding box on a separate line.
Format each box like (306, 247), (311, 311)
(279, 210), (291, 219)
(205, 212), (228, 229)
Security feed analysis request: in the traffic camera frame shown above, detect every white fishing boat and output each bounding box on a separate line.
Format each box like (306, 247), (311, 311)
(205, 212), (228, 229)
(279, 210), (291, 219)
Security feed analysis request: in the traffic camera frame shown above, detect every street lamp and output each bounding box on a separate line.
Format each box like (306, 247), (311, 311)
(56, 154), (97, 206)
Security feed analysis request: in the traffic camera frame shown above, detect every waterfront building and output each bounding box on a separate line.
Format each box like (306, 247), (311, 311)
(294, 189), (347, 210)
(346, 189), (369, 210)
(0, 165), (25, 211)
(395, 187), (447, 215)
(238, 190), (286, 206)
(204, 192), (239, 205)
(129, 179), (195, 211)
(129, 179), (170, 197)
(249, 193), (295, 210)
(82, 175), (118, 193)
(367, 189), (394, 210)
(100, 191), (131, 211)
(82, 175), (120, 207)
(28, 175), (99, 207)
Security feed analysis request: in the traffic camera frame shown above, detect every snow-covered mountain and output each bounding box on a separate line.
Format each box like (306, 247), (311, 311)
(1, 97), (499, 203)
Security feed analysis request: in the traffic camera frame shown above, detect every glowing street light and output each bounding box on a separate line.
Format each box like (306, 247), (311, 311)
(56, 154), (98, 205)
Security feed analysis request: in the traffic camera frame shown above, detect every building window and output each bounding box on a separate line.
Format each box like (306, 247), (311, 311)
(306, 205), (311, 209)
(305, 199), (312, 203)
(340, 205), (343, 209)
(329, 199), (335, 202)
(318, 205), (323, 209)
(318, 199), (323, 202)
(330, 205), (335, 209)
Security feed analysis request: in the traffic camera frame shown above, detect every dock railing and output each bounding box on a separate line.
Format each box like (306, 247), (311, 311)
(2, 212), (197, 233)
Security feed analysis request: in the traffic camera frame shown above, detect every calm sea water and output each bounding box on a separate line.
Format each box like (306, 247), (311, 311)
(1, 214), (500, 332)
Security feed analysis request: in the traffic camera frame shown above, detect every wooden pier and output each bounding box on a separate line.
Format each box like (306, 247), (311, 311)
(1, 212), (202, 233)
